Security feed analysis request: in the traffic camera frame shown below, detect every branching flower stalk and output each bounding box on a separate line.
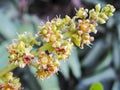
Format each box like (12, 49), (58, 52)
(0, 4), (115, 90)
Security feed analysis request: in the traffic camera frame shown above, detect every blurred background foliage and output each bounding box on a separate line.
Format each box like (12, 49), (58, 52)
(0, 0), (120, 90)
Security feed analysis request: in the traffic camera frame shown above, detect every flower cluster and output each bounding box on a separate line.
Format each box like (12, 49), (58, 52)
(7, 41), (34, 68)
(6, 4), (115, 81)
(39, 20), (63, 43)
(35, 52), (60, 80)
(52, 40), (73, 60)
(71, 19), (97, 48)
(0, 72), (21, 90)
(7, 33), (39, 68)
(70, 4), (115, 48)
(89, 4), (115, 24)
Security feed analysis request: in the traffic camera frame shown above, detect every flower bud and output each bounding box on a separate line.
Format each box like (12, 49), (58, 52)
(99, 13), (108, 20)
(95, 3), (101, 12)
(89, 9), (99, 20)
(99, 18), (106, 24)
(42, 30), (48, 35)
(9, 55), (15, 60)
(76, 8), (88, 19)
(72, 34), (81, 47)
(108, 13), (113, 17)
(65, 15), (71, 22)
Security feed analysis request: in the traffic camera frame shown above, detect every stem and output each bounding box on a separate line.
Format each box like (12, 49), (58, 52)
(0, 64), (17, 78)
(0, 78), (5, 84)
(63, 31), (75, 39)
(32, 42), (53, 56)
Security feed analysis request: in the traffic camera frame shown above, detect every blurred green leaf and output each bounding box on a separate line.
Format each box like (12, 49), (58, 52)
(17, 23), (34, 34)
(31, 15), (43, 26)
(117, 24), (120, 42)
(68, 47), (81, 78)
(81, 40), (106, 68)
(37, 75), (60, 90)
(60, 60), (69, 79)
(76, 68), (116, 90)
(112, 81), (120, 90)
(0, 41), (9, 69)
(82, 0), (106, 6)
(113, 38), (120, 70)
(95, 52), (112, 71)
(106, 18), (115, 29)
(4, 3), (18, 20)
(0, 13), (17, 39)
(17, 14), (42, 34)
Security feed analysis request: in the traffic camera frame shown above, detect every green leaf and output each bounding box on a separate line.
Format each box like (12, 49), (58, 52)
(95, 52), (112, 71)
(81, 40), (105, 68)
(30, 15), (43, 26)
(76, 68), (116, 90)
(0, 41), (10, 70)
(17, 23), (34, 34)
(17, 14), (40, 34)
(37, 75), (60, 90)
(0, 13), (17, 39)
(60, 60), (69, 79)
(117, 24), (120, 43)
(82, 0), (106, 6)
(106, 18), (115, 29)
(68, 47), (81, 78)
(3, 3), (18, 20)
(113, 38), (120, 70)
(90, 82), (104, 90)
(112, 81), (120, 90)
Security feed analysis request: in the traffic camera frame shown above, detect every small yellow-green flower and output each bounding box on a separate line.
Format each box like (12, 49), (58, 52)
(0, 72), (21, 90)
(7, 41), (34, 68)
(35, 52), (60, 80)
